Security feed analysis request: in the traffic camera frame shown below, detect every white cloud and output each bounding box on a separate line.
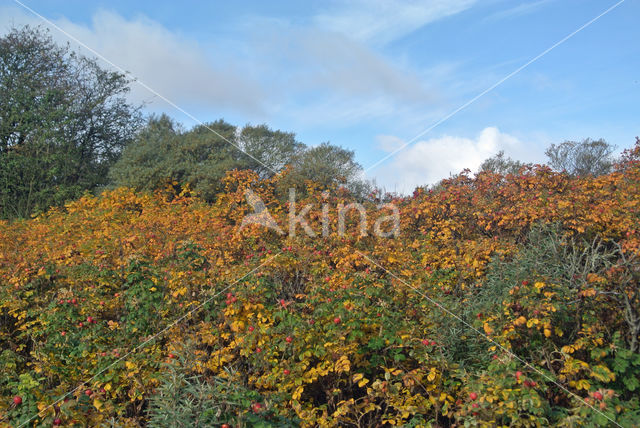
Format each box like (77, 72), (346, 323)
(315, 0), (476, 45)
(484, 0), (556, 22)
(373, 127), (533, 193)
(245, 22), (437, 125)
(1, 6), (440, 125)
(0, 7), (267, 114)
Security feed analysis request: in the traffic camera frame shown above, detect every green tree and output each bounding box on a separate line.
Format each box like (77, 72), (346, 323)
(279, 142), (370, 197)
(479, 150), (527, 175)
(112, 116), (371, 201)
(238, 124), (304, 179)
(0, 25), (141, 219)
(110, 115), (241, 202)
(545, 138), (616, 176)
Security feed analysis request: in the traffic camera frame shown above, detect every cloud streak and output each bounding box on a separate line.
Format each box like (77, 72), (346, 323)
(314, 0), (477, 45)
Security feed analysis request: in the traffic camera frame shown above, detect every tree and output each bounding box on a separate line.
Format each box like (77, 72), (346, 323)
(237, 124), (304, 179)
(113, 117), (371, 201)
(110, 115), (241, 202)
(479, 151), (527, 176)
(545, 138), (616, 177)
(0, 25), (141, 219)
(279, 142), (370, 197)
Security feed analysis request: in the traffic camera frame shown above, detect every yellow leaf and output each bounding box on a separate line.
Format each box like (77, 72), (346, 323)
(427, 367), (437, 382)
(483, 322), (494, 335)
(526, 318), (540, 328)
(292, 386), (304, 401)
(514, 316), (527, 326)
(576, 379), (591, 390)
(93, 399), (103, 410)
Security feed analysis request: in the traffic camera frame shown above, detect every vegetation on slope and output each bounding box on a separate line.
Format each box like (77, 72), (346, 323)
(1, 142), (639, 427)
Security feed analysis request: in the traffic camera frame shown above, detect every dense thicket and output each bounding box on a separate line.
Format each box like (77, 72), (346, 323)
(1, 142), (639, 426)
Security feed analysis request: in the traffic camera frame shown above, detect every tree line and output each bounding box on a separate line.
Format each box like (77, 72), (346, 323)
(0, 25), (621, 219)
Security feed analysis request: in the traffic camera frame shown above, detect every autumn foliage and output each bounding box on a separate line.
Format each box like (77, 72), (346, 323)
(1, 142), (640, 427)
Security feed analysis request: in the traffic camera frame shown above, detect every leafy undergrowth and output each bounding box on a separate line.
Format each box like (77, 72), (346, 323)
(2, 144), (640, 427)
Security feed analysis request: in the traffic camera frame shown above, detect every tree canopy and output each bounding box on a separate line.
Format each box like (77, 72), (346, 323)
(111, 117), (370, 201)
(0, 25), (141, 219)
(479, 150), (528, 176)
(545, 138), (616, 177)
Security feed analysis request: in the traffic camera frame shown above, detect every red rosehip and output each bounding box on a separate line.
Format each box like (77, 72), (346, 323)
(285, 336), (293, 343)
(515, 371), (523, 380)
(53, 418), (62, 426)
(221, 424), (231, 428)
(13, 396), (22, 405)
(469, 392), (478, 400)
(256, 347), (262, 353)
(87, 316), (93, 323)
(430, 340), (436, 346)
(309, 319), (315, 325)
(248, 326), (255, 332)
(71, 298), (77, 304)
(593, 391), (603, 400)
(333, 317), (341, 324)
(78, 322), (83, 327)
(61, 331), (66, 336)
(472, 402), (479, 408)
(421, 339), (430, 346)
(284, 369), (290, 375)
(85, 389), (92, 396)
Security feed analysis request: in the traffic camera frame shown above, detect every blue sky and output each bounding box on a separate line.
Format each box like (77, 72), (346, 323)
(1, 0), (638, 192)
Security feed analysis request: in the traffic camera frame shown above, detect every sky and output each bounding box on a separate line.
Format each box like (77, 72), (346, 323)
(1, 0), (638, 193)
